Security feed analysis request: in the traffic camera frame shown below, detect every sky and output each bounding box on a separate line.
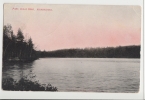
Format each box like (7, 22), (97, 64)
(4, 4), (141, 51)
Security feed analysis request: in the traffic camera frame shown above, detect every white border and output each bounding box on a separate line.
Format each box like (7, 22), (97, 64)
(0, 0), (144, 99)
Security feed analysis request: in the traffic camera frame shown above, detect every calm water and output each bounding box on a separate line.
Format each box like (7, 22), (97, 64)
(2, 58), (140, 92)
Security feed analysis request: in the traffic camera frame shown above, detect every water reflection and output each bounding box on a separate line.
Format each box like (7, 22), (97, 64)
(3, 61), (35, 81)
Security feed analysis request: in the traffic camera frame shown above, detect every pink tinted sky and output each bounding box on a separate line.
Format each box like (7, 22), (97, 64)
(4, 4), (141, 51)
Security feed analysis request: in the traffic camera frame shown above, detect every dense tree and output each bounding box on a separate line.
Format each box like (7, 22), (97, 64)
(38, 45), (140, 58)
(16, 28), (24, 42)
(3, 24), (14, 59)
(3, 24), (38, 62)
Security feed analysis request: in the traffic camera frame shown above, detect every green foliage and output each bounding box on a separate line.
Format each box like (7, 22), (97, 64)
(2, 72), (57, 91)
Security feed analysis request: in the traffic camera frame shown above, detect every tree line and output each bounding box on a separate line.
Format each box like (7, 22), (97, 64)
(37, 45), (140, 58)
(3, 24), (38, 61)
(3, 24), (140, 61)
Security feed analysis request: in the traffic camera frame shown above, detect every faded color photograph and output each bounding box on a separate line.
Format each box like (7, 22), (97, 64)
(2, 4), (141, 92)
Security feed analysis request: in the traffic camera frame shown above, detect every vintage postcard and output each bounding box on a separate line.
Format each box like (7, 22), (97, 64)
(1, 2), (143, 99)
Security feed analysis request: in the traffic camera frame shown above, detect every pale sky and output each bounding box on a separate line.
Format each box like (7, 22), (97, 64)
(4, 4), (141, 51)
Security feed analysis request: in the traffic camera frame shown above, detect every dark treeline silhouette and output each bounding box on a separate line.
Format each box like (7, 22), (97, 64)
(3, 24), (140, 61)
(37, 45), (140, 58)
(3, 24), (38, 62)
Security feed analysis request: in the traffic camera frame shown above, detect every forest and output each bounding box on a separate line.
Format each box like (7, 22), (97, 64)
(3, 24), (140, 62)
(38, 45), (140, 58)
(3, 24), (38, 62)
